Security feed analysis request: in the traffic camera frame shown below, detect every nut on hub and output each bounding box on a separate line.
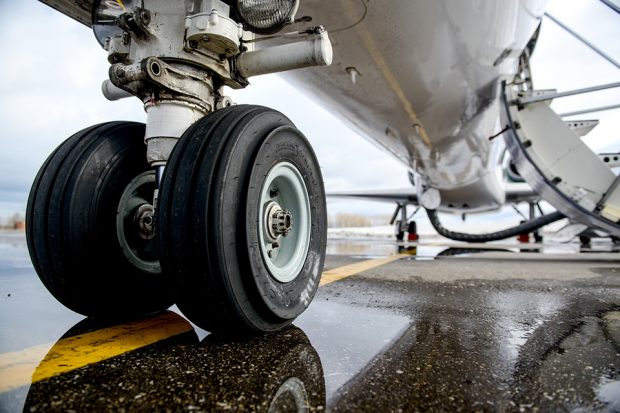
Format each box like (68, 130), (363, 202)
(265, 201), (293, 241)
(135, 204), (155, 240)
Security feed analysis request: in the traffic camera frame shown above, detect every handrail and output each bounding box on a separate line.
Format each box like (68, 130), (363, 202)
(599, 0), (620, 15)
(517, 82), (620, 104)
(544, 12), (620, 70)
(560, 103), (620, 117)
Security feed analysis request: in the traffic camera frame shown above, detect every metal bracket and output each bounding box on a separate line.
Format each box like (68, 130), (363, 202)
(110, 58), (215, 112)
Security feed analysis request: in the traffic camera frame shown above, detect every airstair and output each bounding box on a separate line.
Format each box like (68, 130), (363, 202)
(502, 0), (620, 236)
(500, 3), (620, 236)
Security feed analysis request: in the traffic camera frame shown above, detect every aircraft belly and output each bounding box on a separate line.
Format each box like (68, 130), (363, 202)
(38, 0), (93, 27)
(283, 0), (546, 202)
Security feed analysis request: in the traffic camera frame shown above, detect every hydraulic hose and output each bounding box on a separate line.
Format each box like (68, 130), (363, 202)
(426, 209), (565, 243)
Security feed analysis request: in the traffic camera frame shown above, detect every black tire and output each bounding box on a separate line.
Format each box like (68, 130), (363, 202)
(26, 122), (174, 318)
(395, 220), (404, 241)
(158, 105), (327, 335)
(407, 221), (417, 234)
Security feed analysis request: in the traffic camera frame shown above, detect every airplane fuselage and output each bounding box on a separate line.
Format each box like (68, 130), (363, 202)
(283, 0), (547, 212)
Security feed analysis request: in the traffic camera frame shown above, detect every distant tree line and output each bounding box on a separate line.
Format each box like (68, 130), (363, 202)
(0, 213), (25, 229)
(328, 213), (390, 228)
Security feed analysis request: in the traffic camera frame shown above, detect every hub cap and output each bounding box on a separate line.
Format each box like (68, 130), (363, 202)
(258, 162), (311, 283)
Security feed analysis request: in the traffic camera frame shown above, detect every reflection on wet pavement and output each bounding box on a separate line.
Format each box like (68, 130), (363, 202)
(11, 313), (325, 412)
(296, 299), (410, 400)
(325, 278), (620, 412)
(0, 233), (30, 272)
(512, 310), (620, 411)
(327, 237), (620, 259)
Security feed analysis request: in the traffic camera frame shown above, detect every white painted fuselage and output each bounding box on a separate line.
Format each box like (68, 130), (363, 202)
(283, 0), (547, 212)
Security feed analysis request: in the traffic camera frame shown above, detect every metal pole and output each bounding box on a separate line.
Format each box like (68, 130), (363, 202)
(517, 82), (620, 105)
(599, 0), (620, 15)
(544, 12), (620, 70)
(560, 103), (620, 117)
(156, 165), (165, 187)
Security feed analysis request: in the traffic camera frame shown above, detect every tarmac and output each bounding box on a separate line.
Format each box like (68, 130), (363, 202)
(0, 231), (619, 412)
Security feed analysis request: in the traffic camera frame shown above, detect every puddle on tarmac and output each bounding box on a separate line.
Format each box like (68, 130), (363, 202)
(295, 298), (411, 402)
(487, 291), (564, 365)
(324, 237), (612, 261)
(596, 378), (620, 411)
(0, 232), (30, 272)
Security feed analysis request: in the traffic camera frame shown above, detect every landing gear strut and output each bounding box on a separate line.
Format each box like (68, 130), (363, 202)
(391, 203), (419, 242)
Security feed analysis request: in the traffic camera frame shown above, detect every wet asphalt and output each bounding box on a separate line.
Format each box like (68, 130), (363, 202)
(0, 232), (619, 412)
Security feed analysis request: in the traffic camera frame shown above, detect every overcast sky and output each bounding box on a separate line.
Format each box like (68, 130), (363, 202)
(0, 0), (618, 230)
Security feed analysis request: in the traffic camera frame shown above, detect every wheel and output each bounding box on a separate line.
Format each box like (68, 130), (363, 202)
(26, 122), (174, 317)
(407, 221), (417, 234)
(395, 220), (404, 241)
(407, 220), (418, 241)
(158, 105), (327, 335)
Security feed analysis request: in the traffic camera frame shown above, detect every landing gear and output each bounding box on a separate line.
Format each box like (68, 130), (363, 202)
(391, 203), (419, 242)
(26, 122), (174, 317)
(395, 221), (405, 241)
(26, 0), (331, 334)
(391, 203), (407, 241)
(407, 221), (419, 242)
(157, 106), (327, 334)
(27, 109), (327, 333)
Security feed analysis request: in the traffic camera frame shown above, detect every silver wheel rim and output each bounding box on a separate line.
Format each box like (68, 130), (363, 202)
(258, 162), (311, 283)
(116, 171), (160, 274)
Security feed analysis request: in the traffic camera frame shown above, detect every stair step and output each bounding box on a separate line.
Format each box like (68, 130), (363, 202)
(565, 120), (599, 136)
(599, 153), (620, 168)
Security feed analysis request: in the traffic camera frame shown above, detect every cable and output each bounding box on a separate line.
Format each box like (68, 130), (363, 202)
(329, 0), (368, 34)
(426, 209), (565, 243)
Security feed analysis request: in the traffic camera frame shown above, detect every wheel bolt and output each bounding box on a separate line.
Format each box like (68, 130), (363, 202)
(271, 209), (293, 236)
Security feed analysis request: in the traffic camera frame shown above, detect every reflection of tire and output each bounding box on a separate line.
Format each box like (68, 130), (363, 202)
(158, 105), (327, 335)
(26, 122), (174, 317)
(203, 326), (326, 412)
(24, 321), (325, 413)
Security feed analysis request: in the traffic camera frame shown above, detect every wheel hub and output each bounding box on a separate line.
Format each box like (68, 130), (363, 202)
(265, 201), (293, 239)
(135, 204), (155, 240)
(116, 171), (160, 274)
(258, 162), (311, 283)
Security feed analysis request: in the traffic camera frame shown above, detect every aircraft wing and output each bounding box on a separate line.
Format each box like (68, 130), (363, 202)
(328, 183), (539, 208)
(504, 183), (540, 204)
(327, 188), (418, 205)
(40, 0), (92, 26)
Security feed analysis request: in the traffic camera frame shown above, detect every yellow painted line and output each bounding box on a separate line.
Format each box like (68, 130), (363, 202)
(320, 254), (404, 286)
(115, 0), (127, 12)
(0, 256), (404, 393)
(0, 312), (192, 393)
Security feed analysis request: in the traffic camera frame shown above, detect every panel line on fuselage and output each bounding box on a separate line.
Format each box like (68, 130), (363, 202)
(338, 0), (433, 147)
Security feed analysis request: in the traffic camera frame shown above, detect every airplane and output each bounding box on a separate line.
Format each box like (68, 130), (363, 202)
(28, 0), (620, 335)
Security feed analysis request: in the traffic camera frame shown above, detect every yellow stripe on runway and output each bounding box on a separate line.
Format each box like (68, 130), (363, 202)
(0, 255), (403, 392)
(0, 312), (192, 393)
(320, 254), (404, 286)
